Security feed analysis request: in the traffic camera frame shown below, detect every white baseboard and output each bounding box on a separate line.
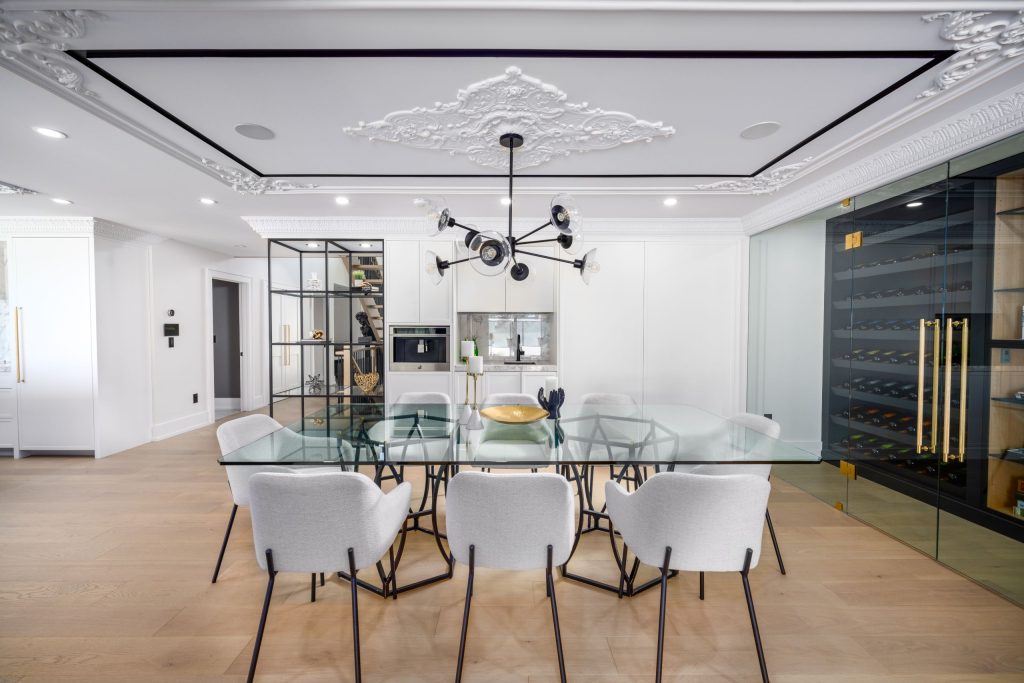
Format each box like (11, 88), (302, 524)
(152, 410), (211, 441)
(215, 397), (241, 410)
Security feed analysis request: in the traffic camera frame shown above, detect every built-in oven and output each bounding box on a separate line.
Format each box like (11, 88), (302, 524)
(389, 326), (450, 371)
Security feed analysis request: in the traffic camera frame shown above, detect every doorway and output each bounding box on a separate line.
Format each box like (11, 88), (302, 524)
(212, 279), (241, 420)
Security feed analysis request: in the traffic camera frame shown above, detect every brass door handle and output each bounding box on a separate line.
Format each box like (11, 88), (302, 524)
(943, 318), (954, 461)
(14, 306), (23, 383)
(957, 318), (968, 460)
(917, 319), (939, 454)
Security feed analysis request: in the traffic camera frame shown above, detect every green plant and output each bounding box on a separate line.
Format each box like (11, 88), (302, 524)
(352, 269), (366, 281)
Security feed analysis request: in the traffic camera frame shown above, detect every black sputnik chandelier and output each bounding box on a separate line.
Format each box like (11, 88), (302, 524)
(421, 133), (600, 285)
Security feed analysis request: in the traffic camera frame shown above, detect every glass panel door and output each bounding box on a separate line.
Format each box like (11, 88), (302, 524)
(842, 166), (950, 556)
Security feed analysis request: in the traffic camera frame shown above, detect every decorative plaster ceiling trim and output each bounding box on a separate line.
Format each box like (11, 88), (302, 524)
(344, 66), (674, 170)
(0, 181), (38, 195)
(0, 9), (319, 196)
(8, 2), (1024, 11)
(919, 10), (1024, 98)
(742, 84), (1024, 235)
(0, 216), (96, 235)
(243, 215), (744, 238)
(94, 219), (165, 244)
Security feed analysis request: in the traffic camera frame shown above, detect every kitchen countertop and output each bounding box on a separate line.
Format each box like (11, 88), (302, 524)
(453, 363), (557, 373)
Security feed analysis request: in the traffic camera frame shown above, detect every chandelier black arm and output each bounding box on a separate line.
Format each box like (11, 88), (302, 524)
(444, 255), (481, 267)
(515, 220), (552, 242)
(450, 221), (478, 233)
(515, 237), (558, 246)
(515, 249), (582, 267)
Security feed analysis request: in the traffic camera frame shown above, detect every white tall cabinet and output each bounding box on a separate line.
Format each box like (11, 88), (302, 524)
(1, 218), (153, 458)
(11, 236), (96, 452)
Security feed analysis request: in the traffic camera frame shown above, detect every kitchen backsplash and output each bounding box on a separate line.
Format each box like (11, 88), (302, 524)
(457, 312), (555, 364)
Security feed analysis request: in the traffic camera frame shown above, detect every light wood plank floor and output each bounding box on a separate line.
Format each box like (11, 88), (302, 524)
(1, 411), (1023, 682)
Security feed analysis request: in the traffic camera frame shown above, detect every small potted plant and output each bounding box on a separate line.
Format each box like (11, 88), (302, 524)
(352, 269), (370, 290)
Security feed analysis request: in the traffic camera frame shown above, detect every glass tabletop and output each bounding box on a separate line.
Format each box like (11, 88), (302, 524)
(218, 402), (821, 467)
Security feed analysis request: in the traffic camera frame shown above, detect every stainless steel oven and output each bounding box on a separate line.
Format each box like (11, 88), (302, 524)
(389, 326), (450, 371)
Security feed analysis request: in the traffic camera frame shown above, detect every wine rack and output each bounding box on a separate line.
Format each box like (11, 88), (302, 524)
(823, 150), (1024, 543)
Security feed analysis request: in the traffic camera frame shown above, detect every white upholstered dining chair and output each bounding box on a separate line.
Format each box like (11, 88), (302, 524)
(246, 470), (411, 683)
(605, 472), (772, 683)
(212, 414), (343, 585)
(446, 471), (574, 683)
(473, 392), (551, 469)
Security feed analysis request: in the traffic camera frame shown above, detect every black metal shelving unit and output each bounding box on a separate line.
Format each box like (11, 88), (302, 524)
(267, 239), (386, 439)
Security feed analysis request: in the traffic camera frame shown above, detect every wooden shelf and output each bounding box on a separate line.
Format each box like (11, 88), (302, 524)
(992, 397), (1024, 410)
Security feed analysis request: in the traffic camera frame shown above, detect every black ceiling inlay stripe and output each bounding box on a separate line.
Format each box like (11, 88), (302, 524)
(65, 48), (955, 180)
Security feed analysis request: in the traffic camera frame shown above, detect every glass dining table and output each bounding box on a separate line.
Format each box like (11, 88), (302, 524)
(219, 401), (820, 596)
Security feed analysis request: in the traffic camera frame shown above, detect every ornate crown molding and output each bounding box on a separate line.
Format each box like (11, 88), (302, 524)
(94, 219), (165, 244)
(744, 85), (1024, 235)
(693, 157), (814, 195)
(0, 216), (96, 236)
(0, 180), (38, 195)
(344, 66), (674, 170)
(920, 10), (1024, 98)
(199, 159), (319, 194)
(0, 9), (100, 97)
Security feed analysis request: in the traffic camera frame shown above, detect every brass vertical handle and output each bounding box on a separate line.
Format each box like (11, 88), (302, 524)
(917, 319), (939, 454)
(930, 318), (940, 456)
(916, 318), (926, 454)
(942, 318), (954, 462)
(958, 318), (968, 460)
(14, 306), (23, 383)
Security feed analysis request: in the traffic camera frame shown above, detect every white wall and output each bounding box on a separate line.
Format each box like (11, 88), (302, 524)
(746, 219), (825, 450)
(94, 236), (151, 457)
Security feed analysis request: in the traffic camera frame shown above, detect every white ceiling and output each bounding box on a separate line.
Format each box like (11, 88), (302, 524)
(0, 2), (1022, 254)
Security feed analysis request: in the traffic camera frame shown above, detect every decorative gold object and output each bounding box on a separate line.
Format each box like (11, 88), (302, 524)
(311, 329), (324, 340)
(480, 405), (548, 424)
(353, 355), (379, 394)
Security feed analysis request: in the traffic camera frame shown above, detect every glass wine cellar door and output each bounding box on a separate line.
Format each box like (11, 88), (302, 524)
(824, 139), (1024, 603)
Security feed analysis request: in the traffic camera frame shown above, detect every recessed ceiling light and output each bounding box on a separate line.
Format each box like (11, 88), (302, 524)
(335, 196), (350, 206)
(663, 197), (678, 207)
(360, 242), (372, 248)
(906, 201), (923, 208)
(500, 197), (512, 206)
(33, 126), (67, 139)
(199, 197), (217, 205)
(50, 197), (72, 205)
(234, 123), (275, 140)
(306, 242), (319, 248)
(739, 121), (781, 140)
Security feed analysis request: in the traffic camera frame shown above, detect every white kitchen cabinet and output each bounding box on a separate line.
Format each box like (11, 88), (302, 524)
(506, 246), (555, 312)
(456, 246), (556, 313)
(484, 371), (521, 398)
(387, 371), (452, 401)
(385, 240), (453, 325)
(384, 241), (419, 324)
(558, 242), (644, 403)
(456, 255), (506, 312)
(11, 237), (96, 453)
(419, 241), (452, 323)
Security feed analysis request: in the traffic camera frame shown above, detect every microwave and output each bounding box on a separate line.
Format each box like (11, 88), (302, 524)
(389, 326), (450, 371)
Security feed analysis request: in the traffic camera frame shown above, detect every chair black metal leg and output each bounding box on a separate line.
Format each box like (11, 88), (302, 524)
(320, 572), (325, 586)
(656, 546), (672, 683)
(741, 548), (769, 683)
(310, 573), (317, 602)
(546, 545), (567, 683)
(765, 509), (786, 575)
(699, 571), (704, 600)
(348, 548), (362, 683)
(455, 545), (475, 683)
(246, 549), (277, 683)
(212, 503), (238, 583)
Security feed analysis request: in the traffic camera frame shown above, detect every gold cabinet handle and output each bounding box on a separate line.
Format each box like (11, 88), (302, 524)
(917, 319), (939, 454)
(957, 318), (968, 460)
(14, 306), (23, 383)
(916, 318), (926, 453)
(943, 318), (954, 461)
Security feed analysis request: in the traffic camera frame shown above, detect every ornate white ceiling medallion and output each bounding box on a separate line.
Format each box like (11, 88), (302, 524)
(344, 66), (675, 169)
(694, 157), (813, 195)
(920, 10), (1024, 98)
(200, 159), (319, 195)
(0, 9), (101, 98)
(0, 180), (38, 195)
